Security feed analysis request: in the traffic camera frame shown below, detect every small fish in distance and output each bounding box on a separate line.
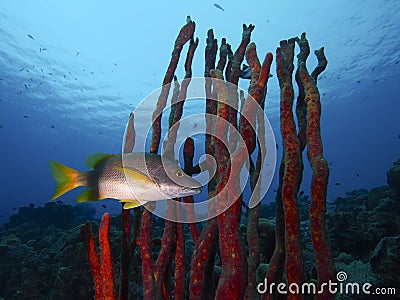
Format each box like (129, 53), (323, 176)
(213, 3), (225, 11)
(239, 64), (273, 80)
(239, 64), (252, 79)
(334, 182), (340, 186)
(49, 152), (202, 209)
(27, 34), (35, 40)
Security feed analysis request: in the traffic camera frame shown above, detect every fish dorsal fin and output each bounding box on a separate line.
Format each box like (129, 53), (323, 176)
(86, 153), (116, 169)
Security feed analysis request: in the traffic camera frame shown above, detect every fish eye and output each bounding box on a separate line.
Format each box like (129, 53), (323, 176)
(176, 170), (184, 177)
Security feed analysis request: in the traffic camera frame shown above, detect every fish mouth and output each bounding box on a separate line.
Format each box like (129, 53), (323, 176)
(182, 186), (202, 195)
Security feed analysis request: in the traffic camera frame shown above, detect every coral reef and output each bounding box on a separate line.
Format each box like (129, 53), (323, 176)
(370, 235), (400, 286)
(0, 203), (97, 299)
(1, 161), (399, 299)
(387, 158), (400, 192)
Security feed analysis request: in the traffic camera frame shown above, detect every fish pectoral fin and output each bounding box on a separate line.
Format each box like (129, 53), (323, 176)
(86, 153), (118, 169)
(77, 189), (100, 202)
(122, 200), (146, 209)
(119, 199), (132, 203)
(115, 167), (152, 184)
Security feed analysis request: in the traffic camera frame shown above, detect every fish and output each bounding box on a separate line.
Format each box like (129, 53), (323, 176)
(240, 64), (252, 79)
(239, 64), (274, 80)
(299, 191), (304, 196)
(213, 3), (225, 11)
(334, 182), (340, 186)
(49, 152), (202, 209)
(27, 34), (35, 40)
(76, 51), (80, 56)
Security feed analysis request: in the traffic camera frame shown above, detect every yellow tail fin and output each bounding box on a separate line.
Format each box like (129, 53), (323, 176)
(49, 160), (81, 200)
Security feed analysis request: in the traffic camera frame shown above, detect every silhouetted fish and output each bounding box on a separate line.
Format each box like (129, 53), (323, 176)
(356, 173), (360, 177)
(242, 200), (249, 210)
(240, 64), (273, 80)
(102, 204), (106, 208)
(0, 125), (4, 128)
(22, 115), (30, 118)
(76, 51), (80, 56)
(334, 182), (340, 186)
(213, 3), (225, 11)
(299, 191), (304, 196)
(240, 64), (252, 79)
(27, 34), (35, 40)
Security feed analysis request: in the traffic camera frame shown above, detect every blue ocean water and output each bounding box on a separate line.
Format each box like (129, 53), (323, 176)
(0, 0), (399, 227)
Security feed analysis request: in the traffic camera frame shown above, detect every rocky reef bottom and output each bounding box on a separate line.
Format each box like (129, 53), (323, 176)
(1, 159), (399, 299)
